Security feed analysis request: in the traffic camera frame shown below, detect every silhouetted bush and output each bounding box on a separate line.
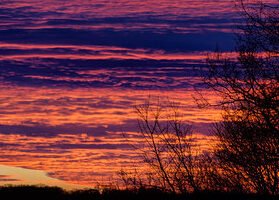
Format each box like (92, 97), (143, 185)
(67, 189), (101, 200)
(0, 185), (66, 200)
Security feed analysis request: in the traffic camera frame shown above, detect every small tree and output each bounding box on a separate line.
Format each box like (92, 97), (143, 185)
(128, 98), (215, 193)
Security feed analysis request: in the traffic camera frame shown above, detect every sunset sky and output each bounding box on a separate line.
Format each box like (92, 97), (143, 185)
(0, 0), (243, 189)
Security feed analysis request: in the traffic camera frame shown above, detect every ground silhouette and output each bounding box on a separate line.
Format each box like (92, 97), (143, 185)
(0, 185), (278, 200)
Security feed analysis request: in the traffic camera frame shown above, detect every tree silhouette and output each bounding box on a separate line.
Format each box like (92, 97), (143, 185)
(204, 0), (279, 195)
(128, 98), (214, 193)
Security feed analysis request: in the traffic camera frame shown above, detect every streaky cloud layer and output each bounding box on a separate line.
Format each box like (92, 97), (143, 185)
(0, 0), (243, 188)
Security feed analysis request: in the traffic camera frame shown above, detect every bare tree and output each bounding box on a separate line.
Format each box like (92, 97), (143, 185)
(126, 97), (216, 193)
(203, 0), (279, 195)
(238, 0), (279, 54)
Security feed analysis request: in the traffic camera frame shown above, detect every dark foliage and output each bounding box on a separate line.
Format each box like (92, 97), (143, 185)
(0, 185), (66, 200)
(0, 185), (278, 200)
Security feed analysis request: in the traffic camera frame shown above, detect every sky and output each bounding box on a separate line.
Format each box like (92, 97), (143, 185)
(0, 0), (241, 188)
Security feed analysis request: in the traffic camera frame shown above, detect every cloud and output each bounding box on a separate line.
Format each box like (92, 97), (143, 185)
(0, 0), (231, 187)
(0, 175), (20, 182)
(0, 56), (206, 89)
(0, 28), (235, 52)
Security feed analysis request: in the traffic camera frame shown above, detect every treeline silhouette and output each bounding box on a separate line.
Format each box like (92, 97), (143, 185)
(0, 185), (277, 200)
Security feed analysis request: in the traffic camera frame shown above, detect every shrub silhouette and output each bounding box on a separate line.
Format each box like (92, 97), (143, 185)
(0, 185), (66, 200)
